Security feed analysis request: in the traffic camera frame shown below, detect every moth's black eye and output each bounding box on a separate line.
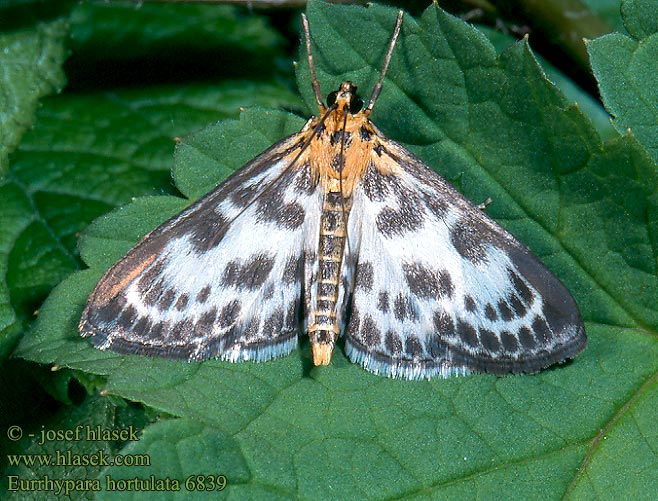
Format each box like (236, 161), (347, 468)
(327, 91), (338, 107)
(349, 95), (364, 114)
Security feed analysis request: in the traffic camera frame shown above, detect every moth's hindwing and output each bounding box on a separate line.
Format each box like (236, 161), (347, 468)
(342, 138), (586, 380)
(80, 129), (323, 363)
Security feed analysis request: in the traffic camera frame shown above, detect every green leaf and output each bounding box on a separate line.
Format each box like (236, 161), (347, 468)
(0, 181), (77, 360)
(621, 0), (658, 39)
(588, 0), (658, 162)
(15, 1), (658, 498)
(98, 419), (247, 500)
(482, 26), (616, 141)
(69, 1), (283, 61)
(0, 18), (68, 176)
(64, 1), (287, 94)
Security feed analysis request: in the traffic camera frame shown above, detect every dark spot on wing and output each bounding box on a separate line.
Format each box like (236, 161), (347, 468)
(405, 337), (423, 358)
(402, 263), (454, 299)
(508, 293), (527, 317)
(376, 201), (424, 237)
(262, 308), (284, 338)
(377, 291), (389, 313)
(355, 262), (374, 291)
(423, 192), (449, 220)
(230, 182), (259, 208)
(159, 289), (177, 311)
(433, 311), (454, 336)
(170, 318), (194, 339)
(294, 161), (317, 194)
(142, 279), (165, 307)
(197, 307), (218, 332)
(196, 285), (212, 303)
(518, 326), (536, 349)
(384, 331), (403, 356)
(188, 211), (231, 252)
(510, 270), (533, 304)
(427, 334), (450, 358)
(450, 220), (490, 264)
(133, 316), (151, 336)
(257, 193), (305, 230)
(438, 270), (454, 298)
(94, 295), (127, 324)
(223, 261), (240, 285)
(361, 315), (380, 346)
(118, 305), (138, 329)
(244, 316), (260, 341)
(218, 300), (241, 328)
(394, 294), (417, 321)
(479, 328), (500, 353)
(456, 319), (478, 348)
(497, 299), (515, 321)
(361, 162), (391, 202)
(282, 255), (302, 285)
(247, 254), (276, 289)
(346, 306), (361, 339)
(500, 330), (519, 352)
(222, 253), (275, 290)
(464, 295), (477, 313)
(532, 315), (551, 344)
(375, 176), (426, 237)
(149, 321), (169, 341)
(281, 202), (306, 230)
(484, 303), (498, 321)
(360, 126), (372, 142)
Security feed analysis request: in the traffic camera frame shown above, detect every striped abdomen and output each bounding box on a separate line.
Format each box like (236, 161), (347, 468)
(309, 190), (351, 365)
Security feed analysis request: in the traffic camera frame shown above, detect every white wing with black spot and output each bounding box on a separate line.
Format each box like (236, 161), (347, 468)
(343, 139), (586, 379)
(80, 130), (323, 362)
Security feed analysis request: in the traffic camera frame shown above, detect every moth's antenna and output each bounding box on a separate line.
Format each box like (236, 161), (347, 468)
(301, 13), (325, 111)
(365, 10), (403, 113)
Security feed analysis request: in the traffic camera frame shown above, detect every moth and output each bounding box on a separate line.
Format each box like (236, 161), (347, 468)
(80, 11), (586, 379)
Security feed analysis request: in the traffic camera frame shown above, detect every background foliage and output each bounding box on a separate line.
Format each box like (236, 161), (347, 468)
(1, 0), (656, 499)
